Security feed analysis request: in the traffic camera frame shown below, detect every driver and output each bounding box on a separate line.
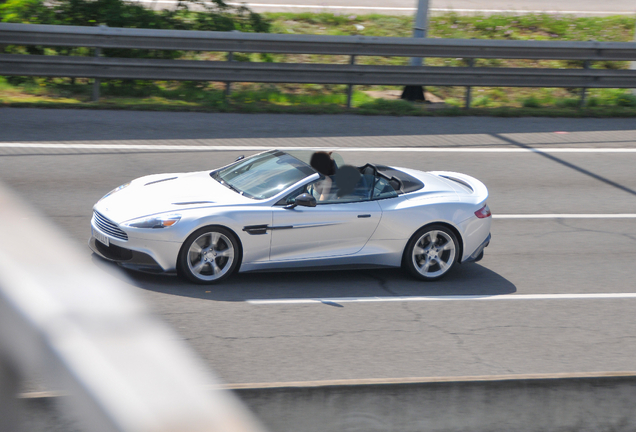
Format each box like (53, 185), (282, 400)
(310, 151), (336, 201)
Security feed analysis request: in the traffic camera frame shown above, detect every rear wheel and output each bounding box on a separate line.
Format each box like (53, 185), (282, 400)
(178, 226), (239, 284)
(404, 224), (458, 281)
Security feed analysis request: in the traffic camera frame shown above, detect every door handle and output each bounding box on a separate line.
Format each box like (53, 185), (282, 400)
(357, 214), (371, 218)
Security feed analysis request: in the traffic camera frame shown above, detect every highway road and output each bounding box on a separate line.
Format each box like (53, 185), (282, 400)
(135, 0), (636, 15)
(1, 108), (636, 385)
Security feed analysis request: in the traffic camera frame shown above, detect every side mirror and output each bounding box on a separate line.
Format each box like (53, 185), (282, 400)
(296, 193), (316, 207)
(284, 193), (316, 209)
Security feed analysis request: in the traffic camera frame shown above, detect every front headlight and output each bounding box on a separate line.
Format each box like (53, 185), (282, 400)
(99, 182), (131, 202)
(124, 214), (181, 229)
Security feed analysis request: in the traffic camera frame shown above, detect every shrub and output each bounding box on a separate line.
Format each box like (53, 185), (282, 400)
(1, 0), (270, 31)
(1, 0), (270, 60)
(522, 97), (541, 108)
(586, 96), (600, 107)
(444, 97), (462, 107)
(472, 95), (492, 107)
(615, 93), (636, 107)
(556, 98), (580, 108)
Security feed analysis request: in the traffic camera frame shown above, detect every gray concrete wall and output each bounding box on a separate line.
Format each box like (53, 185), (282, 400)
(19, 373), (636, 432)
(231, 373), (636, 432)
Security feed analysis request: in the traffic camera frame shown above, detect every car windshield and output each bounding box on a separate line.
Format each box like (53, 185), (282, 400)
(211, 151), (316, 200)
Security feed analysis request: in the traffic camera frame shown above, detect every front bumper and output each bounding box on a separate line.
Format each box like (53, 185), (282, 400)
(89, 237), (168, 274)
(462, 233), (491, 263)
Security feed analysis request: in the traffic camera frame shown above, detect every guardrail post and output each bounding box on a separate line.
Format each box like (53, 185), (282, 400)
(91, 46), (101, 102)
(226, 51), (233, 97)
(347, 55), (356, 108)
(90, 24), (107, 102)
(580, 60), (590, 108)
(465, 58), (474, 110)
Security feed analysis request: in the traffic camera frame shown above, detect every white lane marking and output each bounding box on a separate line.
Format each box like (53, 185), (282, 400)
(248, 293), (636, 305)
(130, 1), (634, 14)
(2, 143), (636, 153)
(494, 214), (636, 219)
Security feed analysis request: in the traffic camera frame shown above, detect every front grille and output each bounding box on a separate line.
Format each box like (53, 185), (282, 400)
(93, 211), (128, 241)
(94, 240), (133, 261)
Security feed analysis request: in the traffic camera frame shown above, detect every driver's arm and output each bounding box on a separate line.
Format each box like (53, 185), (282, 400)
(315, 177), (333, 201)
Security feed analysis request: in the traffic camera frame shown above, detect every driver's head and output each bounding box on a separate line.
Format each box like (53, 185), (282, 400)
(310, 151), (335, 176)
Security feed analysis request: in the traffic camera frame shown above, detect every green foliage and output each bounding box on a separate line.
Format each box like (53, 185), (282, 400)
(472, 96), (492, 107)
(358, 99), (421, 115)
(1, 0), (270, 59)
(556, 98), (580, 108)
(586, 96), (600, 107)
(0, 76), (11, 90)
(2, 8), (636, 116)
(444, 97), (462, 107)
(1, 0), (270, 31)
(522, 97), (541, 108)
(615, 93), (636, 107)
(0, 0), (55, 23)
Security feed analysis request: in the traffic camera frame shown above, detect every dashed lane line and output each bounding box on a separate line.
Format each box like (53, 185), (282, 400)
(247, 293), (636, 305)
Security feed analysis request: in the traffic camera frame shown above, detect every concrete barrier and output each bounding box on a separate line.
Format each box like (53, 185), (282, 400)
(20, 372), (636, 432)
(230, 372), (636, 432)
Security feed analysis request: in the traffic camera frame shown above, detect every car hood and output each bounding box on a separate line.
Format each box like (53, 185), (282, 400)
(94, 171), (252, 223)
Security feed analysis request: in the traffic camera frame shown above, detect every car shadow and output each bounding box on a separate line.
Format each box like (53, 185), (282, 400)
(92, 254), (516, 302)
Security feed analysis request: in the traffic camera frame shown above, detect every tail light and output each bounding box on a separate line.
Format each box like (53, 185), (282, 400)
(475, 204), (491, 219)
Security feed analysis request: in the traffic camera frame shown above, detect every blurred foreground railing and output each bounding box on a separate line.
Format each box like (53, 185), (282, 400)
(0, 181), (267, 432)
(1, 22), (636, 107)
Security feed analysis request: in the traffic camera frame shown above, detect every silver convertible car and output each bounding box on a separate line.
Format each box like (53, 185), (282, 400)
(90, 150), (491, 284)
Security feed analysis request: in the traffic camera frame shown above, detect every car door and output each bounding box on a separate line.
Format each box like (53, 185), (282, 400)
(269, 175), (382, 261)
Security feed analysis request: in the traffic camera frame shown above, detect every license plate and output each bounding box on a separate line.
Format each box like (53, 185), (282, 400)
(92, 227), (109, 247)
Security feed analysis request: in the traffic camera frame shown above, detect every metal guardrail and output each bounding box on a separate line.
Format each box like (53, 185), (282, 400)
(2, 53), (636, 88)
(1, 22), (636, 107)
(0, 181), (267, 432)
(2, 22), (636, 60)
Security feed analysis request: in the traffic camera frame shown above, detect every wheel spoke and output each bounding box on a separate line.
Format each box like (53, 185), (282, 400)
(190, 242), (203, 254)
(413, 246), (425, 256)
(428, 231), (438, 245)
(421, 257), (431, 272)
(210, 260), (222, 275)
(192, 259), (206, 274)
(437, 259), (449, 272)
(442, 241), (453, 251)
(216, 248), (234, 258)
(210, 232), (221, 248)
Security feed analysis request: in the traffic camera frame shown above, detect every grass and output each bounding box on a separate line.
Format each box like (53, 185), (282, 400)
(1, 12), (636, 116)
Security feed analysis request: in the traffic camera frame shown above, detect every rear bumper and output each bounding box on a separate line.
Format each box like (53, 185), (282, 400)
(462, 233), (491, 263)
(89, 237), (167, 274)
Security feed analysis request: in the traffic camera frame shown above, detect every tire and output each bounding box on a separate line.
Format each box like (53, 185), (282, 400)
(178, 226), (240, 284)
(403, 224), (459, 281)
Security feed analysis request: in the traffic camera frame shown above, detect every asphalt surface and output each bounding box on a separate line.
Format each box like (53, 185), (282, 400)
(1, 108), (636, 385)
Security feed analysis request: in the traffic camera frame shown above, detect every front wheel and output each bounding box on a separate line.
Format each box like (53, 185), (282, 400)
(178, 226), (240, 284)
(404, 224), (459, 281)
